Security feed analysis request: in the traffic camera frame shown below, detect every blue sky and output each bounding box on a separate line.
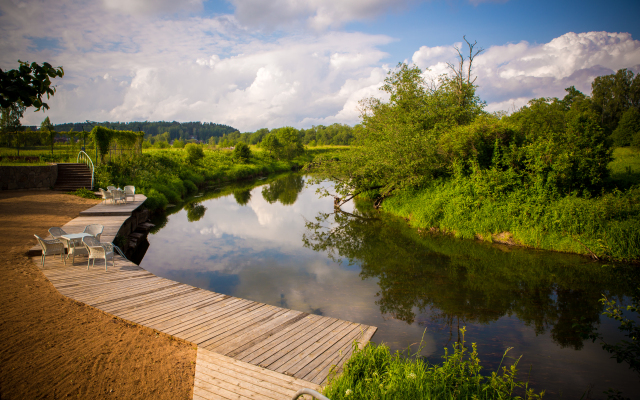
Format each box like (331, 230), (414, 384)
(1, 0), (639, 131)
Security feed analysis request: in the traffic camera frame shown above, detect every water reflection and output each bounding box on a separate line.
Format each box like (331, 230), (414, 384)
(303, 202), (628, 351)
(141, 174), (639, 398)
(261, 174), (305, 205)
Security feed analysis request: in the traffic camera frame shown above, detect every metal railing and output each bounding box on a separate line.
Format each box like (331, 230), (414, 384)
(292, 389), (331, 400)
(77, 150), (95, 189)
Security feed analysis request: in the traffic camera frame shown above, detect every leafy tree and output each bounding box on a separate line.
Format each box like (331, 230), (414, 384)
(0, 61), (64, 111)
(0, 101), (26, 155)
(261, 133), (282, 158)
(232, 142), (251, 163)
(261, 174), (304, 205)
(40, 116), (56, 155)
(591, 68), (640, 135)
(172, 139), (185, 149)
(264, 127), (304, 160)
(185, 143), (204, 164)
(611, 107), (640, 147)
(309, 51), (485, 207)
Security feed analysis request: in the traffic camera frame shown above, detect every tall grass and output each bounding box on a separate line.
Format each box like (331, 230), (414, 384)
(323, 328), (544, 400)
(382, 148), (640, 261)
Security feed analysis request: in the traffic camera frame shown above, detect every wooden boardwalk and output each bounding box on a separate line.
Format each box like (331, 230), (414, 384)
(31, 195), (377, 399)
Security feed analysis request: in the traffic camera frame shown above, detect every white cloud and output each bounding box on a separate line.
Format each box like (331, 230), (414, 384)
(412, 31), (640, 113)
(102, 0), (204, 16)
(230, 0), (416, 31)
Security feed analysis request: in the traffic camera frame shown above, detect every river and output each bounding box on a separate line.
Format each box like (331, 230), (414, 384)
(139, 173), (639, 399)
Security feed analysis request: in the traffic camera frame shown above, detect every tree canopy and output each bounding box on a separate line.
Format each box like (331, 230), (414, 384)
(0, 61), (64, 111)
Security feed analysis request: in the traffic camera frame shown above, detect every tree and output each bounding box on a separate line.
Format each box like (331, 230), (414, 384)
(309, 48), (485, 207)
(0, 101), (26, 155)
(40, 116), (56, 155)
(0, 61), (64, 111)
(591, 68), (640, 135)
(232, 142), (251, 163)
(185, 143), (204, 164)
(611, 107), (640, 147)
(264, 127), (304, 160)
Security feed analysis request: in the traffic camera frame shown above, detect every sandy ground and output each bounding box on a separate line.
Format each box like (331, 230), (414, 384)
(0, 190), (196, 399)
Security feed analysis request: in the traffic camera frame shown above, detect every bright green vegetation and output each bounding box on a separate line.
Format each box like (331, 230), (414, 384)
(323, 329), (543, 400)
(95, 147), (346, 213)
(308, 48), (640, 261)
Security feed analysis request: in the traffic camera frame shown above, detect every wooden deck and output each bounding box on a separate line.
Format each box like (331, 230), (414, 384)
(79, 195), (147, 216)
(38, 257), (376, 387)
(31, 194), (377, 399)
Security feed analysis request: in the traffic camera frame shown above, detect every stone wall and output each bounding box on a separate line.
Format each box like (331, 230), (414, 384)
(0, 165), (58, 191)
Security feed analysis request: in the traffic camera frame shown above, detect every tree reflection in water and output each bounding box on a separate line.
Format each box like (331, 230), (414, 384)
(262, 174), (305, 205)
(184, 202), (207, 222)
(302, 199), (632, 350)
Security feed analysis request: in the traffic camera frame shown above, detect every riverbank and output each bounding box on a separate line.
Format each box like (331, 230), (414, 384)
(0, 190), (195, 399)
(379, 147), (640, 262)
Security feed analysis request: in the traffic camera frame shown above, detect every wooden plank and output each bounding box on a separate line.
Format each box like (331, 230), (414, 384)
(207, 309), (308, 354)
(269, 322), (357, 373)
(197, 357), (296, 398)
(215, 312), (310, 357)
(187, 305), (279, 344)
(230, 315), (321, 360)
(245, 318), (342, 367)
(152, 298), (254, 334)
(134, 294), (230, 325)
(198, 350), (320, 392)
(291, 324), (365, 381)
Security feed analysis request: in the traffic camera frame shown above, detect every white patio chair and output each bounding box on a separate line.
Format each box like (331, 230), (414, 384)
(82, 236), (115, 271)
(113, 189), (126, 204)
(34, 234), (65, 267)
(107, 186), (117, 191)
(99, 188), (114, 204)
(124, 185), (135, 202)
(83, 224), (104, 241)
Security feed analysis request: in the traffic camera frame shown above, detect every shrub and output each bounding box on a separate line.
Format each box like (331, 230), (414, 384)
(154, 140), (169, 149)
(142, 188), (168, 211)
(153, 184), (181, 204)
(233, 142), (251, 162)
(67, 188), (98, 199)
(172, 139), (185, 149)
(183, 179), (198, 194)
(185, 143), (204, 164)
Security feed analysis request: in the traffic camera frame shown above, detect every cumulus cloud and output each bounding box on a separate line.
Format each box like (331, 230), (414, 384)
(412, 31), (640, 113)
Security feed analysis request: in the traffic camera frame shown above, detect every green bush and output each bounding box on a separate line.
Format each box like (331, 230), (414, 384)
(142, 188), (168, 210)
(172, 139), (185, 149)
(183, 179), (198, 194)
(154, 140), (169, 149)
(233, 142), (251, 162)
(67, 188), (98, 199)
(153, 184), (181, 204)
(185, 143), (204, 164)
(323, 328), (544, 400)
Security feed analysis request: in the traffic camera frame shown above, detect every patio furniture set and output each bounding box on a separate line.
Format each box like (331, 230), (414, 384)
(99, 185), (135, 204)
(34, 224), (126, 270)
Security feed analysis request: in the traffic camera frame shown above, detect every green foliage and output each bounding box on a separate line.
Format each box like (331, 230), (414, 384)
(67, 188), (98, 199)
(183, 179), (198, 194)
(262, 127), (305, 160)
(143, 188), (168, 210)
(261, 174), (304, 205)
(40, 116), (55, 155)
(172, 139), (185, 149)
(90, 126), (143, 162)
(185, 143), (204, 164)
(0, 61), (64, 111)
(591, 68), (640, 136)
(612, 107), (640, 147)
(185, 201), (207, 222)
(232, 142), (251, 162)
(155, 140), (169, 149)
(323, 328), (544, 400)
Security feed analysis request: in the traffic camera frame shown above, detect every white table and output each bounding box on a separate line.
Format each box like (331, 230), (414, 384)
(60, 233), (93, 258)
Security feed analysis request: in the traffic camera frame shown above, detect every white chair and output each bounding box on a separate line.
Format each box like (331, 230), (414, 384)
(99, 188), (114, 204)
(124, 185), (135, 202)
(83, 224), (103, 241)
(113, 189), (126, 204)
(107, 186), (117, 191)
(34, 234), (65, 267)
(82, 236), (115, 271)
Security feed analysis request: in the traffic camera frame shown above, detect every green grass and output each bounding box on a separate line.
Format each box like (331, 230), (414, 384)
(323, 328), (544, 400)
(609, 147), (640, 190)
(382, 147), (640, 261)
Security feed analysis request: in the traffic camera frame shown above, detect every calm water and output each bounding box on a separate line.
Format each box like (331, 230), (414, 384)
(141, 174), (640, 399)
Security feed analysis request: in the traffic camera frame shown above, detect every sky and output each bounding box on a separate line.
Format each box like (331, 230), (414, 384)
(1, 0), (640, 132)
